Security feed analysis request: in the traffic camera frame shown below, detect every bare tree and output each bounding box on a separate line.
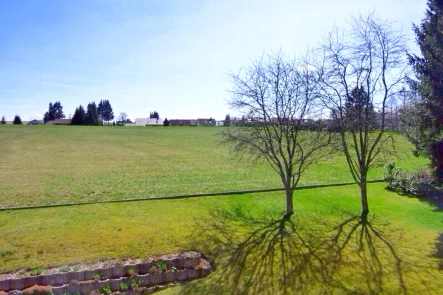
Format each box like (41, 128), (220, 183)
(221, 52), (332, 217)
(317, 13), (408, 216)
(119, 112), (128, 126)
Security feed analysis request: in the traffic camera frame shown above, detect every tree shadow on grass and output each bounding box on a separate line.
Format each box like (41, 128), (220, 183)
(320, 212), (442, 294)
(422, 188), (443, 211)
(179, 206), (442, 295)
(433, 232), (443, 270)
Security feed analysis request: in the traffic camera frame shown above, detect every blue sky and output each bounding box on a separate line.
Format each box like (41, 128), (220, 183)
(0, 0), (427, 121)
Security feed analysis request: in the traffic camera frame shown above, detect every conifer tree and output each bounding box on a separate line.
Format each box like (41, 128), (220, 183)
(150, 111), (159, 119)
(344, 86), (378, 130)
(224, 114), (231, 126)
(71, 105), (86, 125)
(13, 115), (22, 124)
(85, 102), (99, 125)
(408, 0), (443, 183)
(43, 101), (65, 123)
(98, 99), (114, 124)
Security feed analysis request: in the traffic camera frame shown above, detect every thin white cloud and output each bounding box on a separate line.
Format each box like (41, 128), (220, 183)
(39, 81), (77, 89)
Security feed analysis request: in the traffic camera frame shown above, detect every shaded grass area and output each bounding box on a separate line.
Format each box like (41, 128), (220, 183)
(158, 188), (442, 295)
(0, 183), (440, 275)
(0, 126), (427, 208)
(165, 210), (442, 294)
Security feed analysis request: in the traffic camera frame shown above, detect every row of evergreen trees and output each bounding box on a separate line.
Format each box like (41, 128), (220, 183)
(40, 100), (114, 125)
(1, 115), (22, 124)
(71, 100), (114, 125)
(72, 103), (96, 125)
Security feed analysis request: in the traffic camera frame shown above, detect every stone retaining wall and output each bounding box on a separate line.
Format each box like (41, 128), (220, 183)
(0, 252), (211, 295)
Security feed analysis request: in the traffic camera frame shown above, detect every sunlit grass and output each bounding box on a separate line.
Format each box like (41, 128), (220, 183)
(0, 125), (427, 208)
(0, 183), (440, 272)
(0, 125), (439, 294)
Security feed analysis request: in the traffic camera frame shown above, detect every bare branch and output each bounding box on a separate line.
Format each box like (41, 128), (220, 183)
(317, 13), (408, 214)
(221, 51), (333, 216)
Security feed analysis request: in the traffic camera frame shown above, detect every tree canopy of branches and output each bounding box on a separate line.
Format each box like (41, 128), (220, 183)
(221, 52), (332, 216)
(13, 115), (22, 124)
(408, 0), (443, 184)
(71, 105), (86, 125)
(117, 112), (129, 125)
(318, 13), (407, 215)
(43, 101), (65, 123)
(97, 100), (114, 123)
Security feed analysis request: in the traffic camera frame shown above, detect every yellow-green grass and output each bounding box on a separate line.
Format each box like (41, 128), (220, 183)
(0, 183), (440, 271)
(0, 125), (427, 208)
(0, 125), (439, 293)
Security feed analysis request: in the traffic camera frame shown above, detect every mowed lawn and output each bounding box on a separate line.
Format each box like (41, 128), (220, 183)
(0, 183), (441, 293)
(0, 125), (427, 208)
(0, 126), (441, 293)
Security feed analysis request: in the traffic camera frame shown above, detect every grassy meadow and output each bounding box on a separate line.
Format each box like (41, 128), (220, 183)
(0, 183), (441, 293)
(0, 125), (427, 208)
(0, 125), (441, 294)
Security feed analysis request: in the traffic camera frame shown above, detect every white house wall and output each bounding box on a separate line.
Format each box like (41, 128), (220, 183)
(134, 118), (163, 126)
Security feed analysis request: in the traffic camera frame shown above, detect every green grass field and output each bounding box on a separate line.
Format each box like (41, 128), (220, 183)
(0, 125), (427, 208)
(0, 184), (441, 293)
(0, 125), (440, 294)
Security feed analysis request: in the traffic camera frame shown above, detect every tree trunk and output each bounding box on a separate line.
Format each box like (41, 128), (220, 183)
(285, 186), (294, 217)
(360, 176), (369, 217)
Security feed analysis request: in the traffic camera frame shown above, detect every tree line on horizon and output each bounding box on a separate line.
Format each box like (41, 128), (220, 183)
(71, 100), (114, 125)
(0, 100), (115, 125)
(1, 100), (166, 126)
(1, 115), (23, 125)
(0, 115), (22, 125)
(0, 2), (440, 187)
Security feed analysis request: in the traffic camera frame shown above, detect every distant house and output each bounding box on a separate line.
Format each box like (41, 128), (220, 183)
(197, 118), (216, 126)
(169, 119), (197, 126)
(46, 119), (72, 125)
(134, 118), (163, 126)
(146, 118), (163, 126)
(135, 118), (147, 126)
(27, 120), (43, 125)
